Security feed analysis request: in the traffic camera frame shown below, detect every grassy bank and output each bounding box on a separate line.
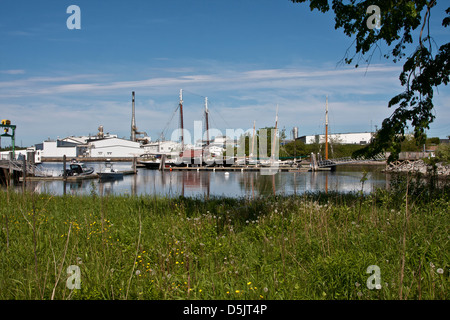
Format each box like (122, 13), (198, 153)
(0, 183), (448, 300)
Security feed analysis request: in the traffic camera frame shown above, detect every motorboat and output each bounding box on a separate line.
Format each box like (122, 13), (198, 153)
(98, 161), (123, 180)
(63, 159), (95, 176)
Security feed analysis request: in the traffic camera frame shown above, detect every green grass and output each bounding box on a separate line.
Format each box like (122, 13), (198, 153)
(0, 184), (448, 300)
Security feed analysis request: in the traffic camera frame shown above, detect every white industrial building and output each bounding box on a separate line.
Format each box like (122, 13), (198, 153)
(143, 140), (182, 155)
(298, 132), (374, 145)
(31, 134), (146, 161)
(86, 137), (145, 158)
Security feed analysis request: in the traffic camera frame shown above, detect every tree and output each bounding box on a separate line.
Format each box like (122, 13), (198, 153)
(291, 0), (449, 161)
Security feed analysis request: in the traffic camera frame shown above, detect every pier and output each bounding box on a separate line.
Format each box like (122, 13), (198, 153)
(167, 165), (311, 172)
(309, 153), (386, 171)
(0, 159), (51, 184)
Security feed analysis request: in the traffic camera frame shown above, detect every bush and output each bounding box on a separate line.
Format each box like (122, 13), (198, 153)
(435, 143), (450, 164)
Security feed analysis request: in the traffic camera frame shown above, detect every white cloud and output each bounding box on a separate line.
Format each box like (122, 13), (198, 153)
(0, 69), (25, 75)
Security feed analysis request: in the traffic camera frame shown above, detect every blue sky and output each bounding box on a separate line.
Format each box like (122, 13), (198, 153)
(1, 0), (449, 147)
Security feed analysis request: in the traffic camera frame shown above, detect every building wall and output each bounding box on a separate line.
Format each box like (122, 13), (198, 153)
(42, 141), (78, 158)
(144, 141), (181, 154)
(88, 138), (145, 158)
(299, 132), (373, 145)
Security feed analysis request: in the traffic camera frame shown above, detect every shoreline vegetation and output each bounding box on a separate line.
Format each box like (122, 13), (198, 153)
(0, 174), (448, 300)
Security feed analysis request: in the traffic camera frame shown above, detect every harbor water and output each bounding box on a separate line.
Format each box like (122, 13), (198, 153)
(11, 162), (388, 198)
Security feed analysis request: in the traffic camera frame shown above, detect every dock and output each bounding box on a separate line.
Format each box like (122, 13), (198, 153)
(162, 165), (313, 172)
(19, 170), (136, 182)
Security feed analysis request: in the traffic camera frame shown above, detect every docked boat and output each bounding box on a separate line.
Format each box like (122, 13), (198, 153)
(138, 153), (179, 169)
(98, 161), (123, 180)
(63, 159), (95, 176)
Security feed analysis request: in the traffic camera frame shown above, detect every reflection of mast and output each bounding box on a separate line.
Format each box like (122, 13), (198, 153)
(325, 95), (329, 160)
(179, 89), (184, 150)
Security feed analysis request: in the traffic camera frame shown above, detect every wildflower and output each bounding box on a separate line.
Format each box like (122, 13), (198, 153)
(235, 290), (240, 294)
(430, 262), (435, 268)
(135, 270), (141, 276)
(247, 282), (252, 286)
(437, 268), (444, 274)
(263, 287), (268, 293)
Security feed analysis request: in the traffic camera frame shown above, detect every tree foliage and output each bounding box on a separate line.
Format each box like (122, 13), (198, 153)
(291, 0), (449, 161)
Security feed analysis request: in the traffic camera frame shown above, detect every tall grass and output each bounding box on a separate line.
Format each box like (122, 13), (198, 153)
(0, 181), (448, 300)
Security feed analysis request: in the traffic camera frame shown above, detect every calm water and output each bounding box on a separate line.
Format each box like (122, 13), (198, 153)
(13, 162), (388, 198)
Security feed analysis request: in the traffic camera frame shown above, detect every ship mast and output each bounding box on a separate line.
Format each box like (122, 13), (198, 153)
(250, 120), (256, 159)
(271, 105), (278, 161)
(205, 97), (209, 146)
(179, 89), (184, 151)
(131, 91), (136, 142)
(325, 95), (329, 160)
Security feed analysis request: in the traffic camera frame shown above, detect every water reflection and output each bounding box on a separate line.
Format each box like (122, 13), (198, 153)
(9, 162), (388, 198)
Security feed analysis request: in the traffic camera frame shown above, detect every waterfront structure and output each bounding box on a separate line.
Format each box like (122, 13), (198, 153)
(86, 137), (145, 158)
(297, 132), (374, 145)
(31, 133), (146, 161)
(143, 140), (182, 155)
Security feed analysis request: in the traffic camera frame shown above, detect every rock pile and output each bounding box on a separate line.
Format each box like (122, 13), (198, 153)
(384, 160), (450, 176)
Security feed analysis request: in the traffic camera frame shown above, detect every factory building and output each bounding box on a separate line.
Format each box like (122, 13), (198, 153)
(297, 132), (374, 145)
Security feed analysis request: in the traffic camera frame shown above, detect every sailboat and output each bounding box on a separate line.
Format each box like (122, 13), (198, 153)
(261, 105), (281, 169)
(138, 90), (185, 169)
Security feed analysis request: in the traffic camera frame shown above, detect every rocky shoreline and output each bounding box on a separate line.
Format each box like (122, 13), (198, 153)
(384, 159), (450, 176)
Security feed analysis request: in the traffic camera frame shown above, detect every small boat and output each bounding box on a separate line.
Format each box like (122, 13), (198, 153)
(63, 159), (95, 176)
(98, 161), (123, 180)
